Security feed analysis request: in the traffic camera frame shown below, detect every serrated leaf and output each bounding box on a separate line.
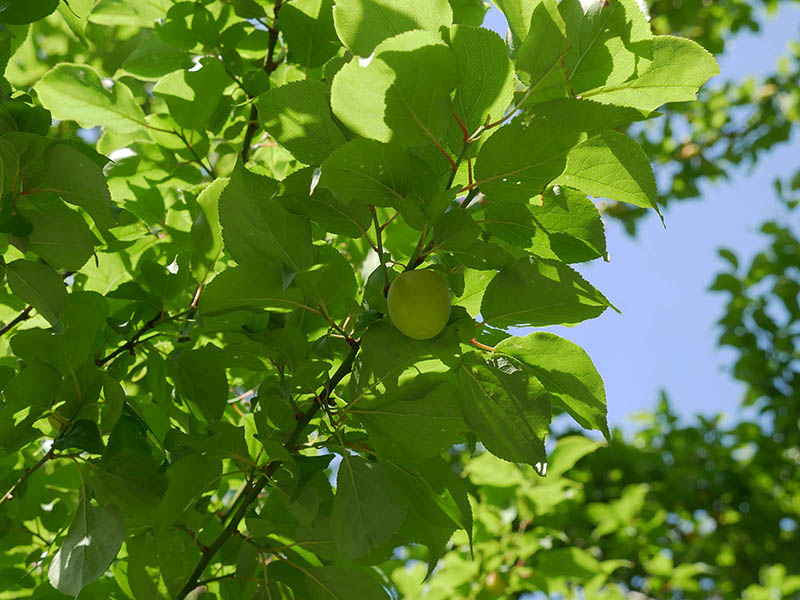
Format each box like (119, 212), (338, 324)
(280, 167), (373, 238)
(304, 566), (390, 600)
(53, 419), (105, 455)
(219, 160), (314, 270)
(485, 186), (607, 263)
(190, 177), (226, 280)
(171, 346), (229, 423)
(333, 0), (453, 56)
(557, 130), (658, 210)
(497, 332), (609, 438)
(34, 64), (146, 133)
(5, 259), (67, 328)
(153, 58), (228, 130)
(14, 205), (94, 271)
(279, 0), (340, 69)
(332, 455), (408, 559)
(515, 0), (570, 103)
(319, 138), (438, 207)
(257, 80), (345, 165)
(351, 376), (465, 458)
(121, 30), (192, 80)
(199, 263), (306, 315)
(155, 452), (222, 532)
(458, 352), (551, 467)
(48, 498), (125, 596)
(481, 256), (613, 328)
(448, 24), (514, 137)
(331, 30), (458, 147)
(581, 34), (720, 111)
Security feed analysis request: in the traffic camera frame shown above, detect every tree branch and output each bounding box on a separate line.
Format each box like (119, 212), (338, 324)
(241, 0), (283, 163)
(176, 341), (360, 600)
(0, 305), (32, 338)
(1, 448), (54, 508)
(95, 310), (165, 367)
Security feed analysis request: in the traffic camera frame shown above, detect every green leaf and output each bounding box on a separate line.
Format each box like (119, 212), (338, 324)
(155, 452), (222, 532)
(0, 138), (19, 199)
(480, 256), (613, 328)
(448, 24), (514, 137)
(332, 455), (408, 558)
(515, 0), (569, 103)
(473, 115), (580, 203)
(53, 419), (105, 455)
(0, 0), (59, 24)
(279, 0), (340, 69)
(100, 412), (166, 514)
(546, 435), (602, 477)
(43, 143), (115, 230)
(493, 0), (536, 45)
(304, 566), (390, 599)
(296, 244), (358, 311)
(386, 457), (472, 534)
(171, 346), (229, 423)
(319, 138), (438, 207)
(121, 30), (192, 81)
(330, 30), (458, 147)
(5, 259), (67, 328)
(3, 359), (62, 413)
(581, 35), (720, 111)
(47, 498), (125, 596)
(13, 205), (94, 271)
(280, 167), (373, 239)
(351, 376), (465, 458)
(199, 263), (306, 315)
(496, 332), (609, 438)
(557, 130), (658, 211)
(88, 0), (172, 27)
(256, 80), (346, 165)
(449, 0), (489, 26)
(333, 0), (453, 56)
(485, 186), (607, 263)
(156, 528), (200, 598)
(219, 160), (314, 271)
(152, 58), (228, 130)
(33, 64), (146, 133)
(458, 352), (550, 467)
(190, 177), (226, 280)
(560, 0), (651, 95)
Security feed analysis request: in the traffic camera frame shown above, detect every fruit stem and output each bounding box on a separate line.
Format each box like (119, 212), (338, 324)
(370, 205), (390, 296)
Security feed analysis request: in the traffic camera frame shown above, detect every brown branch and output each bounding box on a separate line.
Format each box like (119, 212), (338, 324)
(95, 310), (164, 367)
(176, 341), (360, 600)
(0, 306), (33, 338)
(241, 0), (283, 163)
(1, 448), (54, 508)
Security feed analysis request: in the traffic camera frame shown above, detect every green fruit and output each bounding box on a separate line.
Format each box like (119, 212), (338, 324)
(484, 571), (507, 596)
(386, 269), (451, 340)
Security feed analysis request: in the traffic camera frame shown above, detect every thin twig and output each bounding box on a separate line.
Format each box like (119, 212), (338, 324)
(95, 310), (165, 367)
(176, 342), (360, 600)
(0, 306), (32, 338)
(1, 449), (54, 508)
(370, 206), (390, 295)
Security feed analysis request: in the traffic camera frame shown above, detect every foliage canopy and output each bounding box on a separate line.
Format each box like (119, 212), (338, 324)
(0, 0), (718, 598)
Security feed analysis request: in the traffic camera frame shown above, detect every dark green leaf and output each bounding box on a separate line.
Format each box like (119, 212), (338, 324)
(458, 352), (550, 467)
(257, 80), (346, 165)
(47, 498), (125, 596)
(480, 256), (613, 328)
(171, 346), (229, 423)
(5, 259), (68, 328)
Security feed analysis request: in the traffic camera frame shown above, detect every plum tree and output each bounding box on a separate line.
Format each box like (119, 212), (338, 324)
(386, 269), (451, 340)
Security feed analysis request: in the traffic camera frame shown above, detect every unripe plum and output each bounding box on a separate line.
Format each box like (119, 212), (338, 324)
(386, 269), (451, 340)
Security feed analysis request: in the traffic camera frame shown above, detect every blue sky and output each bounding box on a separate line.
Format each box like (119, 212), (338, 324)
(483, 5), (800, 427)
